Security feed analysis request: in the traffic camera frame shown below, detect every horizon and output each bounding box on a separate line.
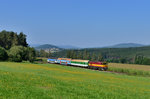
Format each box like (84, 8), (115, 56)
(0, 0), (150, 48)
(30, 42), (147, 49)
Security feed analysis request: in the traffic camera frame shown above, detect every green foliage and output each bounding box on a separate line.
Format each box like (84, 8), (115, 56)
(120, 58), (127, 63)
(0, 30), (36, 63)
(135, 55), (150, 65)
(36, 49), (50, 58)
(83, 50), (88, 59)
(66, 50), (77, 59)
(66, 50), (71, 58)
(97, 53), (103, 61)
(8, 46), (26, 62)
(135, 54), (144, 64)
(0, 47), (8, 61)
(53, 46), (150, 65)
(27, 47), (36, 62)
(91, 53), (96, 61)
(65, 49), (104, 61)
(0, 30), (28, 49)
(8, 46), (36, 62)
(18, 32), (28, 47)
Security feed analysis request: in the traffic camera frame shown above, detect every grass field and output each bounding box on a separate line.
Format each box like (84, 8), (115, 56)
(0, 62), (150, 99)
(109, 63), (150, 71)
(109, 63), (150, 76)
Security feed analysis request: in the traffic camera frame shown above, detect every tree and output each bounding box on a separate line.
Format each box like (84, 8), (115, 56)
(36, 50), (40, 57)
(120, 58), (127, 64)
(67, 50), (71, 58)
(39, 49), (49, 58)
(83, 50), (87, 59)
(71, 50), (77, 59)
(91, 53), (96, 61)
(97, 53), (103, 61)
(0, 30), (28, 50)
(18, 32), (28, 47)
(79, 51), (83, 59)
(12, 33), (19, 47)
(86, 52), (90, 60)
(8, 46), (25, 62)
(135, 54), (144, 64)
(0, 47), (8, 61)
(8, 46), (36, 62)
(0, 30), (37, 63)
(27, 47), (36, 62)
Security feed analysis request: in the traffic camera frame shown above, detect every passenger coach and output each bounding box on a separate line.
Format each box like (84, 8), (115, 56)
(47, 58), (108, 71)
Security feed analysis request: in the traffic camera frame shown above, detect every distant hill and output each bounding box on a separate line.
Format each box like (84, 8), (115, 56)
(35, 44), (59, 49)
(105, 43), (145, 48)
(29, 44), (40, 47)
(35, 44), (62, 53)
(58, 45), (80, 49)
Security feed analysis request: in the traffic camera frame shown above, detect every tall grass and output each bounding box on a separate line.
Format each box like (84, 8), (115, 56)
(108, 63), (150, 76)
(108, 67), (150, 76)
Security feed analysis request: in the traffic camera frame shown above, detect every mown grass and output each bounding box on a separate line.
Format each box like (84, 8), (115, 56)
(109, 63), (150, 76)
(0, 62), (150, 99)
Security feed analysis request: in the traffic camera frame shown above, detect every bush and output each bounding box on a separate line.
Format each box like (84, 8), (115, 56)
(8, 46), (25, 62)
(8, 46), (36, 62)
(0, 47), (8, 61)
(27, 47), (36, 62)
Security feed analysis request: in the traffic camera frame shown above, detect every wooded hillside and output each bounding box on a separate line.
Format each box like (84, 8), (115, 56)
(52, 46), (150, 65)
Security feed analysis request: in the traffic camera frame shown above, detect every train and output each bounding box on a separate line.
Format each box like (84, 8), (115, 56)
(47, 58), (108, 71)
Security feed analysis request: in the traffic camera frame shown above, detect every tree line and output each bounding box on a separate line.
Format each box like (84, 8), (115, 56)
(66, 50), (104, 61)
(0, 30), (36, 62)
(36, 49), (51, 58)
(63, 49), (150, 65)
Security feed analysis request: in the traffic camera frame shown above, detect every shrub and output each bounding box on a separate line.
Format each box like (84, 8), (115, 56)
(0, 47), (8, 61)
(8, 46), (26, 62)
(8, 46), (36, 62)
(27, 47), (36, 62)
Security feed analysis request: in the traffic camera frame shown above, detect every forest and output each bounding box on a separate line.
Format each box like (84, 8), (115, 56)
(51, 47), (150, 65)
(0, 30), (36, 62)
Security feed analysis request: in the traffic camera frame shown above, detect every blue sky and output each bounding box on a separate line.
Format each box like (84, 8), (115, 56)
(0, 0), (150, 48)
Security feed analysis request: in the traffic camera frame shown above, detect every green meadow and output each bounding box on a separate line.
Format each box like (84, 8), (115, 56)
(0, 62), (150, 99)
(108, 63), (150, 76)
